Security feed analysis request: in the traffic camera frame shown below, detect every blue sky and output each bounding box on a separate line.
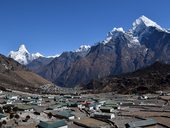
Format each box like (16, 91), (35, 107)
(0, 0), (170, 56)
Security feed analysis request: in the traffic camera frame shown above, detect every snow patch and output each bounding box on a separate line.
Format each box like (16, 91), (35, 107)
(132, 15), (163, 31)
(107, 27), (125, 37)
(18, 44), (29, 53)
(103, 36), (112, 45)
(31, 52), (44, 60)
(75, 45), (91, 52)
(2, 64), (9, 70)
(131, 15), (169, 34)
(125, 34), (141, 48)
(47, 54), (61, 58)
(112, 27), (125, 33)
(103, 27), (125, 45)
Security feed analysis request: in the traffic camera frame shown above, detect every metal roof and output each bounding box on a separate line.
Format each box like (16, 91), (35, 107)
(126, 118), (157, 128)
(56, 110), (74, 118)
(38, 120), (67, 128)
(0, 113), (6, 119)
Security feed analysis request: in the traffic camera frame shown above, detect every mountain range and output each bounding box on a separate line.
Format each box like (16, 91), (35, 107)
(8, 15), (170, 88)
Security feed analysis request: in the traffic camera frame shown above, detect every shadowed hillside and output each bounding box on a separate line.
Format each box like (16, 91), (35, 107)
(84, 62), (170, 94)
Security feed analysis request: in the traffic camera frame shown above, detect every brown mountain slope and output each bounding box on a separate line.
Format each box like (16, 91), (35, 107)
(0, 54), (53, 93)
(84, 62), (170, 94)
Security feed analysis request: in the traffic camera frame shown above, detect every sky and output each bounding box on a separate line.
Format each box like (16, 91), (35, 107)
(0, 0), (170, 56)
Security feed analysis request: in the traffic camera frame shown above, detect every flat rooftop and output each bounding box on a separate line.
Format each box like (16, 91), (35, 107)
(74, 118), (109, 127)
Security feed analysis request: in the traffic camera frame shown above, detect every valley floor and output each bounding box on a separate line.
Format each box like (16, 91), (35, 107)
(0, 90), (170, 128)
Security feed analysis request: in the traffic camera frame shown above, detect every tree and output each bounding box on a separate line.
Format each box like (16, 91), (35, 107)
(0, 107), (4, 113)
(2, 120), (6, 125)
(3, 105), (12, 113)
(10, 113), (14, 119)
(15, 120), (19, 126)
(23, 115), (30, 122)
(13, 107), (18, 113)
(47, 112), (53, 119)
(15, 114), (20, 119)
(25, 115), (30, 121)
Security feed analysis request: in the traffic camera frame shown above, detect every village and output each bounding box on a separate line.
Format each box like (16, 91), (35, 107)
(0, 89), (169, 128)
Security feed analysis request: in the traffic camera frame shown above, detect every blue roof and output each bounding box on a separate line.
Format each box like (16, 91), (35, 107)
(56, 110), (74, 118)
(126, 118), (157, 128)
(0, 113), (6, 119)
(38, 120), (67, 128)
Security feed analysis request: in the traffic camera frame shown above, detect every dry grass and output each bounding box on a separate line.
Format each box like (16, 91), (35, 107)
(15, 71), (51, 87)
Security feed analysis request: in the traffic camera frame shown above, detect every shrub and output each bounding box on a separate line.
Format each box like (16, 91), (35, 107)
(15, 114), (20, 119)
(26, 115), (30, 120)
(47, 112), (53, 119)
(10, 113), (14, 119)
(2, 120), (6, 125)
(13, 107), (18, 113)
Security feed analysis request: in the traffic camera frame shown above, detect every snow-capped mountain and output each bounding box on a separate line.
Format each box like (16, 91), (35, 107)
(37, 15), (170, 87)
(9, 16), (169, 87)
(9, 44), (43, 65)
(8, 44), (61, 65)
(102, 15), (170, 50)
(132, 15), (163, 31)
(130, 15), (169, 36)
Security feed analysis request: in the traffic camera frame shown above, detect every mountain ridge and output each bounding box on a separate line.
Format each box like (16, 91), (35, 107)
(0, 54), (53, 93)
(7, 15), (170, 88)
(36, 15), (170, 87)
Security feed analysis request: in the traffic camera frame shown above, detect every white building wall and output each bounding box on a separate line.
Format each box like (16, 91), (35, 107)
(58, 125), (68, 128)
(69, 116), (75, 120)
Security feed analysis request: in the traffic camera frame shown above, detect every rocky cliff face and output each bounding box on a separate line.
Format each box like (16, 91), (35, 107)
(36, 16), (170, 87)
